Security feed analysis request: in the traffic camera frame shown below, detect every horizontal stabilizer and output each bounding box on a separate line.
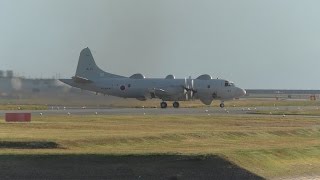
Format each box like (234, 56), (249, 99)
(72, 76), (92, 84)
(59, 79), (76, 87)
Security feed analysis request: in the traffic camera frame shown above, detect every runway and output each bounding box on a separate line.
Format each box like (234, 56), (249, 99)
(1, 106), (318, 116)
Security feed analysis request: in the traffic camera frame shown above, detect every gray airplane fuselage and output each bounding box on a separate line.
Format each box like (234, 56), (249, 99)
(63, 78), (243, 100)
(60, 48), (246, 107)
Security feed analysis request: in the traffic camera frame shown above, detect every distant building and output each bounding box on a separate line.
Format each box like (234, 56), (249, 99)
(6, 70), (13, 78)
(0, 77), (68, 97)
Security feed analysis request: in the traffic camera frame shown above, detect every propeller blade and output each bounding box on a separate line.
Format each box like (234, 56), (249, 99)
(190, 79), (194, 99)
(183, 76), (197, 101)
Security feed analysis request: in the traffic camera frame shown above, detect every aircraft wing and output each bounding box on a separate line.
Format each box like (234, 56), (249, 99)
(149, 87), (183, 100)
(144, 88), (173, 100)
(154, 88), (171, 99)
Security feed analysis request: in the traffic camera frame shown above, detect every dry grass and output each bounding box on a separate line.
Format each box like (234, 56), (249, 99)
(0, 114), (319, 178)
(0, 104), (47, 110)
(253, 108), (320, 116)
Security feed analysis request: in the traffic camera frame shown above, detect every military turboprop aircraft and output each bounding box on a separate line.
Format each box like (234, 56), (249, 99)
(60, 48), (246, 108)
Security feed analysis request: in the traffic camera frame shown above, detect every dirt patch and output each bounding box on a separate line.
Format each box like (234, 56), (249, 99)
(0, 154), (264, 179)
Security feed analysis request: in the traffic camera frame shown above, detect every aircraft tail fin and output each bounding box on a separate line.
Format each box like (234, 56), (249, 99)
(75, 48), (125, 80)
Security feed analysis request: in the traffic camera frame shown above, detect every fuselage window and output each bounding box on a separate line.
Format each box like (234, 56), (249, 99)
(207, 85), (210, 89)
(120, 85), (126, 91)
(128, 84), (131, 88)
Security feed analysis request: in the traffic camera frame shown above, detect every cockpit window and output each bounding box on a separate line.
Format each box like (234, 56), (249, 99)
(225, 81), (235, 87)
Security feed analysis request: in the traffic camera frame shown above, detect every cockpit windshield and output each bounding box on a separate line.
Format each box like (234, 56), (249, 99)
(225, 81), (235, 87)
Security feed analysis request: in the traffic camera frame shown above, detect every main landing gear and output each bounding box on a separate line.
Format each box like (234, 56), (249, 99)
(161, 101), (223, 109)
(173, 101), (180, 108)
(160, 102), (168, 109)
(160, 101), (180, 109)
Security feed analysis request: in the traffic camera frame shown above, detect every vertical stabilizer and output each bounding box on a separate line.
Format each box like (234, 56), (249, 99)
(75, 48), (124, 80)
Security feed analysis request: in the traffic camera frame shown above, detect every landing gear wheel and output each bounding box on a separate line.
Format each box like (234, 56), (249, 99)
(173, 102), (180, 108)
(160, 102), (168, 109)
(220, 103), (225, 108)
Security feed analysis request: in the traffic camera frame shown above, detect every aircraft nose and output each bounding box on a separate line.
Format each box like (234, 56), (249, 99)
(235, 88), (246, 97)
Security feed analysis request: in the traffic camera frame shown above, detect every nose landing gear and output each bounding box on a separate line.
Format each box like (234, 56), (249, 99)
(220, 102), (225, 108)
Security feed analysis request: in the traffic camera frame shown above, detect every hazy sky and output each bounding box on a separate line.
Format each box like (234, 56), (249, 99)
(1, 0), (320, 89)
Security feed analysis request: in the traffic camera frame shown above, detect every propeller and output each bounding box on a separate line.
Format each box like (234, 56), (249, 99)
(184, 76), (197, 100)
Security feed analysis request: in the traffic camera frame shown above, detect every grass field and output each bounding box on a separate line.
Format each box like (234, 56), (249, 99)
(0, 114), (319, 179)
